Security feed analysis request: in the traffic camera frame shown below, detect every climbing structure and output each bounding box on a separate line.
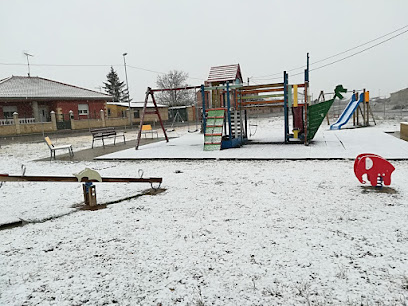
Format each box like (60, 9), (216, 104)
(200, 59), (343, 147)
(204, 109), (225, 151)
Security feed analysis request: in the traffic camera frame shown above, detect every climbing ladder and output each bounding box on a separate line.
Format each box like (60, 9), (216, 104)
(204, 108), (225, 151)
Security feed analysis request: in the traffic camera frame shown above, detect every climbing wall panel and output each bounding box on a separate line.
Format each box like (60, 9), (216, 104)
(204, 109), (225, 151)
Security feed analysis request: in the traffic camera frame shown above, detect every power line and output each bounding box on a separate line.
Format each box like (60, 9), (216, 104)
(252, 24), (408, 80)
(0, 62), (205, 82)
(310, 28), (408, 72)
(312, 24), (408, 65)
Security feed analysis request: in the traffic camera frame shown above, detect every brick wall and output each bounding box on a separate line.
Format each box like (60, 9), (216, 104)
(53, 100), (107, 119)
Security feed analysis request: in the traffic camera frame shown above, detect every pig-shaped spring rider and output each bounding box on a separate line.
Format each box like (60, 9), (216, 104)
(354, 153), (395, 187)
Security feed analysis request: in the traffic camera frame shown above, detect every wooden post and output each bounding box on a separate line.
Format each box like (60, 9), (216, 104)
(83, 183), (97, 206)
(363, 89), (366, 126)
(304, 53), (309, 145)
(304, 82), (308, 145)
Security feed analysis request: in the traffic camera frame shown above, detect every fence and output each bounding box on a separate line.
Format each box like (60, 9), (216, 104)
(0, 119), (14, 126)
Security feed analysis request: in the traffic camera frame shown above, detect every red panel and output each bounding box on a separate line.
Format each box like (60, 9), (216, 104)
(292, 106), (304, 132)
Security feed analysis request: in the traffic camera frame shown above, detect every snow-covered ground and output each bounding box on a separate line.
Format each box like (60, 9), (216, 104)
(97, 116), (408, 160)
(1, 117), (408, 305)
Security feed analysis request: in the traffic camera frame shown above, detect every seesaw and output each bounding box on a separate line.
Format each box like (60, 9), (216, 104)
(0, 168), (162, 207)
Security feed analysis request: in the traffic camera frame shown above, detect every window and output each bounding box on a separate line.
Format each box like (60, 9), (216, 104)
(78, 104), (89, 115)
(133, 110), (140, 118)
(107, 108), (111, 117)
(3, 106), (17, 118)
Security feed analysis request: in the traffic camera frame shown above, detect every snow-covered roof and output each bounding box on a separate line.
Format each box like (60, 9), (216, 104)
(107, 101), (168, 108)
(0, 76), (112, 100)
(207, 64), (243, 84)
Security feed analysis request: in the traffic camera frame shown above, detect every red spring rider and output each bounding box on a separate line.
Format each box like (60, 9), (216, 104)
(354, 153), (395, 187)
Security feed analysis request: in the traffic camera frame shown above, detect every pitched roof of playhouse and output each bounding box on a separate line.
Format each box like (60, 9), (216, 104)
(0, 76), (112, 101)
(207, 64), (243, 84)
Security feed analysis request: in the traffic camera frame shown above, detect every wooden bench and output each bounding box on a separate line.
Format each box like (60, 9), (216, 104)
(90, 127), (126, 148)
(44, 136), (74, 160)
(141, 124), (158, 138)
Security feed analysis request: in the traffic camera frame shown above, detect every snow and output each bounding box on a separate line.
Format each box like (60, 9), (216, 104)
(1, 117), (408, 305)
(98, 118), (408, 160)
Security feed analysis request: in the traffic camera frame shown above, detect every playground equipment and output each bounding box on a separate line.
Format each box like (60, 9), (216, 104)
(330, 89), (376, 130)
(0, 168), (162, 207)
(136, 54), (339, 150)
(136, 86), (199, 150)
(200, 68), (309, 149)
(201, 54), (342, 149)
(354, 153), (395, 187)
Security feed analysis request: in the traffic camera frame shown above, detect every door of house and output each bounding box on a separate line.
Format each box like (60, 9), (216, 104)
(56, 113), (72, 130)
(38, 106), (49, 122)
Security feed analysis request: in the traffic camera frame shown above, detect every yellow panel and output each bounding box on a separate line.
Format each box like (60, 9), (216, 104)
(364, 91), (370, 102)
(293, 85), (298, 107)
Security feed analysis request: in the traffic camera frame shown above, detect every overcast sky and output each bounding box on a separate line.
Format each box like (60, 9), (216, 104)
(1, 0), (407, 101)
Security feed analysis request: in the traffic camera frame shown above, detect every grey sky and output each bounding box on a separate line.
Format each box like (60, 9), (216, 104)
(1, 0), (407, 101)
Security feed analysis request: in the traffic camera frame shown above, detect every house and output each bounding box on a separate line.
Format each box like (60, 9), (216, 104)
(106, 101), (169, 123)
(0, 76), (112, 123)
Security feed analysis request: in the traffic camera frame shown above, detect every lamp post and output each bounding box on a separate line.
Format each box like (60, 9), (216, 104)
(122, 52), (131, 126)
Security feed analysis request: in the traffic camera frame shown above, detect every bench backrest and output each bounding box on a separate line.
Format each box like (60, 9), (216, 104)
(91, 128), (116, 136)
(142, 124), (152, 131)
(44, 136), (54, 148)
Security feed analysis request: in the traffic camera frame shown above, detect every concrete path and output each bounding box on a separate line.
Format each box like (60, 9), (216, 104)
(36, 137), (167, 162)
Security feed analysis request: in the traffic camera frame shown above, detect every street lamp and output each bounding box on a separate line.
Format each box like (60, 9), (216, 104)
(122, 52), (131, 126)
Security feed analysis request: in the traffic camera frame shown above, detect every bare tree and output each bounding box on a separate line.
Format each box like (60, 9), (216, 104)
(156, 70), (194, 106)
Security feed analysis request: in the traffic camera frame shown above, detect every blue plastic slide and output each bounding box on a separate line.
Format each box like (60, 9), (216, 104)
(330, 93), (364, 130)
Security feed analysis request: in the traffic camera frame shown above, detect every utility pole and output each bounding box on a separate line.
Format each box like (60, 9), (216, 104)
(24, 52), (33, 77)
(122, 53), (131, 127)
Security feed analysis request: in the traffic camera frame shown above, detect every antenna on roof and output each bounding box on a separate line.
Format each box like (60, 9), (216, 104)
(23, 52), (33, 77)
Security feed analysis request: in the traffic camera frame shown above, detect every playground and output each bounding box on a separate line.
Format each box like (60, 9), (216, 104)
(1, 115), (408, 305)
(97, 116), (408, 160)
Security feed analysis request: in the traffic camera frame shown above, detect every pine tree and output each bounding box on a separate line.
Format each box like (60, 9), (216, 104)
(103, 67), (126, 102)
